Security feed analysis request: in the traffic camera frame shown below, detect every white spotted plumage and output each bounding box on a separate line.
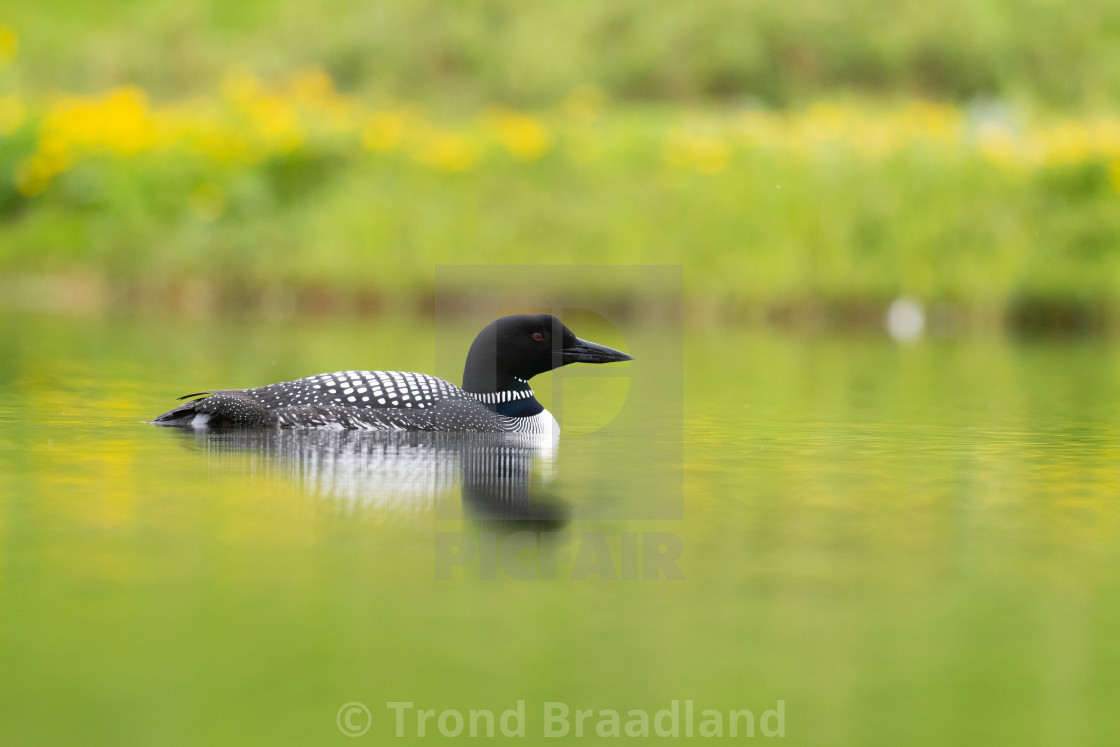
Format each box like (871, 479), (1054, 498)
(157, 370), (559, 434)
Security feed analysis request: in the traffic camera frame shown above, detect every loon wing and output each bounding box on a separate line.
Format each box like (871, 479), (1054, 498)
(152, 372), (498, 430)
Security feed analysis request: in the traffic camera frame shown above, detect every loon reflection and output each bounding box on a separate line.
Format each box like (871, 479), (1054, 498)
(162, 428), (568, 525)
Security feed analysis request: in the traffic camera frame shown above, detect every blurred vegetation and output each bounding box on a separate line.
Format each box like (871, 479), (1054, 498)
(6, 0), (1120, 108)
(2, 1), (1120, 327)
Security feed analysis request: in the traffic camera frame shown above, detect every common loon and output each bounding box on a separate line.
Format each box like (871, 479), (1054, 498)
(151, 314), (634, 434)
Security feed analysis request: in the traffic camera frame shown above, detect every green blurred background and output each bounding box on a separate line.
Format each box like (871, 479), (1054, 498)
(2, 0), (1120, 326)
(4, 3), (1120, 746)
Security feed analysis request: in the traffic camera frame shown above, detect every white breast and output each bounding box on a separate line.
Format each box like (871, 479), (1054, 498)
(499, 408), (560, 440)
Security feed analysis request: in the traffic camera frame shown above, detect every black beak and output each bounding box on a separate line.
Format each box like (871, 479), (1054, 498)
(558, 337), (635, 365)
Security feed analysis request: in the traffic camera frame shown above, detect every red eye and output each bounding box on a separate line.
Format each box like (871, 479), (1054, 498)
(532, 332), (545, 341)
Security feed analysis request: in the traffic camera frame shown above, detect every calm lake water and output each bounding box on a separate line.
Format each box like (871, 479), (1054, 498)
(1, 310), (1118, 745)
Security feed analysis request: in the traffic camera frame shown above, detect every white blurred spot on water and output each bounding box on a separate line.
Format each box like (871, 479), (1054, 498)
(886, 297), (925, 341)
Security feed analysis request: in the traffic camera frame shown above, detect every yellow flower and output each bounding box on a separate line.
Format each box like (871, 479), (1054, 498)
(482, 108), (550, 161)
(243, 94), (304, 153)
(689, 137), (731, 175)
(976, 124), (1020, 167)
(663, 129), (731, 175)
(1109, 160), (1120, 195)
(287, 68), (335, 103)
(38, 87), (159, 159)
(851, 121), (901, 159)
(34, 132), (73, 174)
(0, 25), (18, 66)
(903, 100), (962, 142)
(101, 86), (159, 155)
(802, 101), (849, 142)
(286, 68), (357, 132)
(415, 131), (480, 172)
(1090, 118), (1120, 158)
(1040, 120), (1091, 166)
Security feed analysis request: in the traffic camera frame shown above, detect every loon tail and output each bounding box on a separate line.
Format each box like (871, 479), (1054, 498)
(150, 390), (239, 426)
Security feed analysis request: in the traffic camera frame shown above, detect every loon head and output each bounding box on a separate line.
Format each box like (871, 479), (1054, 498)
(462, 314), (634, 394)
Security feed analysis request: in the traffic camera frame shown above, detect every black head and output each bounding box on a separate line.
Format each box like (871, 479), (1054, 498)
(462, 314), (634, 393)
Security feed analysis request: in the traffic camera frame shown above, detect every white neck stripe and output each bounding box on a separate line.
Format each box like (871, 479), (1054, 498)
(470, 389), (535, 405)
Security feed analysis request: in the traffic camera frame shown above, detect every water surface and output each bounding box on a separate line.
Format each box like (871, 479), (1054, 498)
(1, 311), (1118, 745)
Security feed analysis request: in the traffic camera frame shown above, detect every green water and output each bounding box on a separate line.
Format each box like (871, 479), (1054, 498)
(1, 311), (1119, 745)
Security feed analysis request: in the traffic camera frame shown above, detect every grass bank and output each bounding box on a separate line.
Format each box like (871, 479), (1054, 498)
(2, 73), (1120, 329)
